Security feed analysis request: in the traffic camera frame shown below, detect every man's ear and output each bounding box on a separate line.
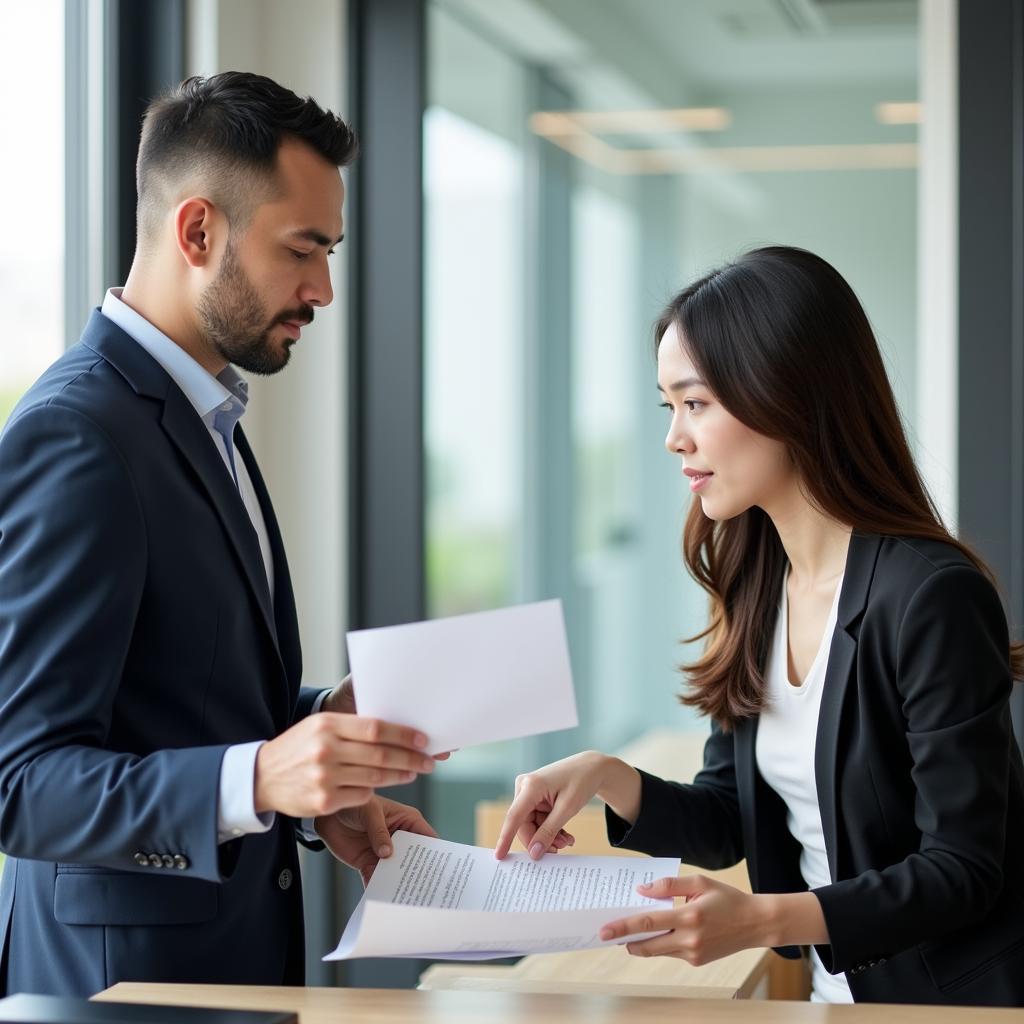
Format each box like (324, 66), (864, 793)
(173, 197), (221, 269)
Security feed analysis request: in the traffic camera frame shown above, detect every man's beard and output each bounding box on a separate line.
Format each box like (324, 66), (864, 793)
(197, 240), (313, 376)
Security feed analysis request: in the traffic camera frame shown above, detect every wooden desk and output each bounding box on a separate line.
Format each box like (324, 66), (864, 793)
(94, 982), (1024, 1023)
(418, 943), (772, 1000)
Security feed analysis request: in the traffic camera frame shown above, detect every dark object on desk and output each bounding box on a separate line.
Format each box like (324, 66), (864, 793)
(0, 994), (297, 1024)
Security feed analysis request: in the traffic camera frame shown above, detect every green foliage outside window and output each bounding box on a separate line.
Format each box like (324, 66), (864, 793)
(0, 385), (27, 432)
(426, 527), (514, 619)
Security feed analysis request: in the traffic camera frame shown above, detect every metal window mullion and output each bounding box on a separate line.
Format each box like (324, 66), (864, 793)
(64, 0), (110, 345)
(957, 0), (1024, 744)
(343, 0), (427, 989)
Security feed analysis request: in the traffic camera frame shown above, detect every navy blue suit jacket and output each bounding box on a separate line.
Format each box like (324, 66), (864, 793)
(0, 312), (323, 995)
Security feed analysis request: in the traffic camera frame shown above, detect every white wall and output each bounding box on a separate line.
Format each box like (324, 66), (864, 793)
(186, 0), (350, 690)
(916, 0), (958, 531)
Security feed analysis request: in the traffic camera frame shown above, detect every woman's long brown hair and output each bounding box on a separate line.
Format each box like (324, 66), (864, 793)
(658, 246), (1024, 727)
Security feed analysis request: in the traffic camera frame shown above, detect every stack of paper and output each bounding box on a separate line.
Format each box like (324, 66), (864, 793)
(325, 832), (681, 961)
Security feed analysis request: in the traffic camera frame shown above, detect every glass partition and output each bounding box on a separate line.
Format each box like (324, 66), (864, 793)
(424, 0), (920, 841)
(0, 0), (65, 428)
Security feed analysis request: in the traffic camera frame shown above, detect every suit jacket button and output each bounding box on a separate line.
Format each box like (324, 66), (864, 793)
(161, 854), (175, 868)
(278, 868), (293, 890)
(174, 855), (189, 870)
(134, 852), (148, 866)
(148, 853), (163, 868)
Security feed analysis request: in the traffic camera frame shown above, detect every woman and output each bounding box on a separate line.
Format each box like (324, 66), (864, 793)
(495, 246), (1024, 1006)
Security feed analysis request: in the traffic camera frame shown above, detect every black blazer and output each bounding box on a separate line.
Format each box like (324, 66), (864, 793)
(608, 532), (1024, 1006)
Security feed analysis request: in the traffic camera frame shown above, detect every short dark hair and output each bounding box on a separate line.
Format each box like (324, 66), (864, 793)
(136, 71), (358, 247)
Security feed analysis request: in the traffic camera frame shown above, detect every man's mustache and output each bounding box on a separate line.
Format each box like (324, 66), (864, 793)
(275, 307), (315, 327)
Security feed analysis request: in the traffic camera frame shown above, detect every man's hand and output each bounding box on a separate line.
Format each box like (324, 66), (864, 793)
(316, 796), (438, 886)
(254, 712), (434, 818)
(320, 674), (452, 761)
(321, 675), (356, 715)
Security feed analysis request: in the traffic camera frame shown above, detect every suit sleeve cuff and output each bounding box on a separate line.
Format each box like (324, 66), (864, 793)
(298, 817), (321, 842)
(605, 768), (670, 851)
(217, 741), (276, 844)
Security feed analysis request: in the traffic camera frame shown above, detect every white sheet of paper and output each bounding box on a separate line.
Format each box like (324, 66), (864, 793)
(347, 599), (577, 755)
(325, 832), (681, 961)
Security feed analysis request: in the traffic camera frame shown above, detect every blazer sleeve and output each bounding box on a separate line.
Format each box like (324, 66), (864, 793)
(0, 404), (228, 882)
(605, 720), (745, 869)
(813, 564), (1014, 973)
(295, 685), (330, 722)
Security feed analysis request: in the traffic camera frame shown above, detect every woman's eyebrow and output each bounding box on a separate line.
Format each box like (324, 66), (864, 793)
(656, 377), (705, 393)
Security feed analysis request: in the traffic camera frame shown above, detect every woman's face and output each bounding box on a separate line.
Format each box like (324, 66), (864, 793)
(657, 323), (796, 522)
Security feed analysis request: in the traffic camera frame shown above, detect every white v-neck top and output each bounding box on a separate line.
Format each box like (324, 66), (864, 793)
(756, 570), (853, 1004)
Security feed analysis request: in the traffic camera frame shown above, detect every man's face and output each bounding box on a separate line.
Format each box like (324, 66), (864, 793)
(197, 138), (345, 375)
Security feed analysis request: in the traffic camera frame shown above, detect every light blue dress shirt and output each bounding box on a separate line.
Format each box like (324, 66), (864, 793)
(100, 289), (326, 844)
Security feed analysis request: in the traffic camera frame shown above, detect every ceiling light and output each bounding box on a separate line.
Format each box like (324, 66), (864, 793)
(529, 107), (731, 136)
(875, 101), (922, 125)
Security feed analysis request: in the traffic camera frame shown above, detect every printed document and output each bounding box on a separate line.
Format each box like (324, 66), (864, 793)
(347, 599), (577, 755)
(325, 832), (681, 961)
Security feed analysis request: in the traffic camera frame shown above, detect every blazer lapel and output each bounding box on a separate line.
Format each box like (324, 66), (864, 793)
(733, 714), (761, 890)
(82, 314), (282, 658)
(814, 531), (882, 880)
(235, 427), (303, 703)
(159, 386), (281, 654)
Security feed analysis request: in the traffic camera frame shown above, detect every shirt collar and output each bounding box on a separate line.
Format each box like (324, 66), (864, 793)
(100, 288), (249, 425)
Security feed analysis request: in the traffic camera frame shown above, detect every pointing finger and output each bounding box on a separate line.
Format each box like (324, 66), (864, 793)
(495, 789), (538, 859)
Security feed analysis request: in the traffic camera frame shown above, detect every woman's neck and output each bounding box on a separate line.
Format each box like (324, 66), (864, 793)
(765, 488), (852, 590)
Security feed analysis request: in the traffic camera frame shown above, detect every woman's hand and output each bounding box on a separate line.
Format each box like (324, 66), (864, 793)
(599, 876), (827, 965)
(495, 751), (640, 860)
(599, 875), (772, 964)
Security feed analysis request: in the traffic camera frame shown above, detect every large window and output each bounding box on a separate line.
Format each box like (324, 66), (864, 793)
(0, 1), (65, 428)
(425, 0), (923, 841)
(0, 0), (64, 880)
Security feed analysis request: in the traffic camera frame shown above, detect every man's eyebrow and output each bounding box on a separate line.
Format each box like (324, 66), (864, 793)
(288, 228), (345, 247)
(656, 377), (705, 393)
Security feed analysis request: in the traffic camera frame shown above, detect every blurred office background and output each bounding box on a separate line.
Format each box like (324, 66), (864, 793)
(1, 0), (1020, 991)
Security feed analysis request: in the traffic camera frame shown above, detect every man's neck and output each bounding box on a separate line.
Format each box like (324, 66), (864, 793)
(120, 270), (228, 376)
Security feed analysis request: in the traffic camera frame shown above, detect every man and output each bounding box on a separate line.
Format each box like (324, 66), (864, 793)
(0, 72), (435, 996)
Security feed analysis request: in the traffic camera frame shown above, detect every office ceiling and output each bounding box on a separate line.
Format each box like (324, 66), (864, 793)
(439, 0), (919, 98)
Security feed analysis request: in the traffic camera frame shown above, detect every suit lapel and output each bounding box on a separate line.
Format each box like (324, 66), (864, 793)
(235, 427), (302, 704)
(159, 386), (281, 654)
(82, 313), (282, 659)
(814, 531), (882, 880)
(733, 714), (761, 891)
